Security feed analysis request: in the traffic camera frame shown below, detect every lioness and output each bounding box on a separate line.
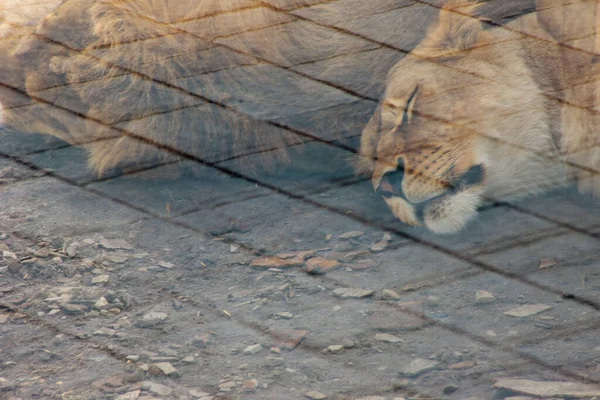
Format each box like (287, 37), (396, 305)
(359, 0), (600, 233)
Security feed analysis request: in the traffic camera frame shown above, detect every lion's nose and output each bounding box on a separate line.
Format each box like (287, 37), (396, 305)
(376, 158), (405, 198)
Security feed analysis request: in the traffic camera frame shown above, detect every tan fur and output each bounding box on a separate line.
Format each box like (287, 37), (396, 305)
(360, 0), (600, 233)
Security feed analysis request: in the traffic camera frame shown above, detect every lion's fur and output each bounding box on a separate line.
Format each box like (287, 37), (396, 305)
(360, 0), (600, 233)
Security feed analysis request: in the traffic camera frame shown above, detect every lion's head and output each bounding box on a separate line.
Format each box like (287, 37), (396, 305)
(358, 0), (568, 234)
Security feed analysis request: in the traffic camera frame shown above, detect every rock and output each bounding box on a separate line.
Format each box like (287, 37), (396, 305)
(103, 253), (129, 264)
(275, 329), (307, 350)
(370, 240), (388, 252)
(61, 304), (88, 315)
(230, 243), (240, 253)
(333, 288), (375, 299)
(241, 379), (258, 392)
(305, 257), (339, 275)
(95, 297), (109, 309)
(356, 397), (387, 400)
(93, 328), (117, 337)
(475, 290), (496, 304)
(262, 355), (284, 368)
(66, 243), (78, 258)
(383, 232), (393, 241)
(153, 362), (179, 377)
(443, 384), (459, 395)
(126, 355), (140, 362)
(448, 361), (475, 370)
(0, 314), (7, 324)
(83, 238), (95, 245)
(538, 259), (556, 269)
(382, 289), (401, 300)
(250, 256), (302, 269)
(305, 391), (327, 399)
(369, 303), (427, 332)
(35, 247), (50, 258)
(425, 296), (440, 307)
(493, 378), (600, 397)
(98, 237), (133, 250)
(136, 311), (168, 328)
(338, 231), (364, 239)
(399, 358), (439, 377)
(52, 256), (62, 264)
(272, 312), (293, 320)
(375, 333), (403, 343)
(141, 381), (173, 396)
(91, 275), (110, 285)
(243, 344), (262, 355)
(2, 251), (17, 260)
(7, 262), (21, 274)
(503, 304), (553, 318)
(158, 261), (174, 269)
(326, 250), (370, 261)
(327, 345), (344, 354)
(189, 389), (211, 398)
(114, 390), (140, 400)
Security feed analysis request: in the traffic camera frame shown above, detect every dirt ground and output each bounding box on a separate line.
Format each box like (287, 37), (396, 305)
(1, 1), (600, 399)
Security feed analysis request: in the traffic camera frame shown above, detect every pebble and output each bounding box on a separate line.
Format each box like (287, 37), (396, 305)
(399, 358), (439, 377)
(2, 251), (17, 260)
(333, 288), (375, 299)
(158, 261), (175, 269)
(305, 391), (327, 399)
(98, 237), (133, 250)
(189, 389), (211, 398)
(272, 312), (293, 320)
(51, 256), (62, 263)
(475, 290), (496, 304)
(83, 238), (95, 245)
(61, 304), (88, 315)
(66, 243), (78, 258)
(503, 304), (553, 318)
(7, 262), (21, 274)
(126, 355), (140, 362)
(93, 328), (117, 337)
(338, 231), (364, 239)
(327, 345), (344, 354)
(136, 311), (168, 328)
(182, 355), (196, 364)
(192, 334), (212, 348)
(448, 361), (475, 370)
(305, 257), (339, 274)
(35, 247), (50, 258)
(141, 381), (173, 396)
(103, 253), (129, 264)
(276, 329), (307, 350)
(250, 257), (303, 269)
(242, 379), (258, 392)
(114, 391), (140, 400)
(153, 362), (179, 377)
(375, 333), (403, 343)
(243, 344), (263, 355)
(0, 314), (7, 324)
(382, 289), (401, 300)
(443, 384), (459, 394)
(370, 240), (388, 252)
(356, 397), (387, 400)
(91, 275), (110, 285)
(95, 297), (109, 309)
(230, 244), (240, 253)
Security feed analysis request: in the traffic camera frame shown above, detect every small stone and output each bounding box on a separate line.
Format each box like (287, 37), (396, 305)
(91, 275), (110, 284)
(61, 304), (88, 315)
(0, 314), (8, 324)
(241, 379), (258, 392)
(158, 261), (174, 269)
(538, 259), (556, 269)
(189, 389), (211, 398)
(95, 297), (109, 309)
(66, 244), (78, 258)
(153, 362), (179, 376)
(103, 253), (129, 264)
(493, 378), (600, 397)
(93, 328), (117, 337)
(383, 232), (392, 241)
(250, 256), (303, 269)
(305, 391), (327, 400)
(333, 288), (375, 299)
(399, 358), (439, 377)
(136, 311), (168, 328)
(126, 355), (140, 362)
(370, 240), (388, 252)
(305, 257), (339, 275)
(327, 345), (344, 354)
(192, 334), (211, 348)
(230, 243), (240, 253)
(114, 390), (140, 400)
(356, 397), (387, 400)
(382, 289), (401, 300)
(35, 247), (50, 258)
(52, 256), (62, 263)
(182, 355), (196, 364)
(425, 296), (440, 307)
(2, 251), (17, 260)
(503, 304), (553, 318)
(271, 347), (281, 353)
(83, 238), (95, 245)
(98, 237), (133, 250)
(443, 384), (459, 395)
(272, 312), (293, 320)
(7, 262), (21, 274)
(485, 330), (497, 337)
(338, 231), (364, 239)
(276, 329), (307, 350)
(375, 333), (403, 343)
(243, 344), (262, 355)
(141, 381), (173, 396)
(475, 290), (496, 304)
(449, 361), (475, 370)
